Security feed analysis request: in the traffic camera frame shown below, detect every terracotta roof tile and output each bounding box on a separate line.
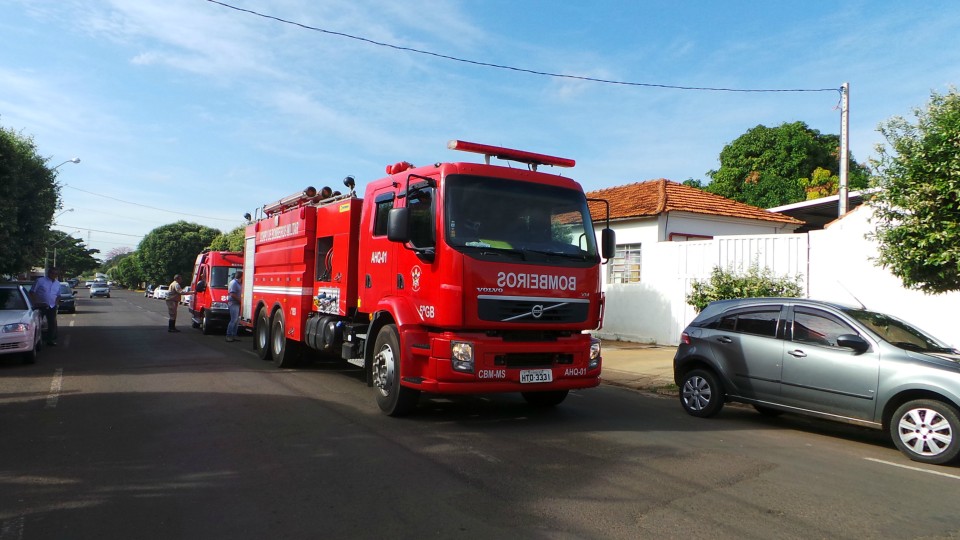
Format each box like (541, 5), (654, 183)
(586, 179), (803, 225)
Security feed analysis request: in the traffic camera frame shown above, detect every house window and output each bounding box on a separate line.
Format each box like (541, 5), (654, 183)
(609, 243), (642, 283)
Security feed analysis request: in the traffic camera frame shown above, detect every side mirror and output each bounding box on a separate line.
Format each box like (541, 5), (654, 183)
(387, 208), (410, 243)
(72, 291), (78, 297)
(196, 282), (207, 293)
(601, 228), (616, 260)
(837, 334), (870, 354)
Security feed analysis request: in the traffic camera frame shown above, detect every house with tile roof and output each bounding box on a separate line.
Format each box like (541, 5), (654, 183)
(583, 181), (957, 347)
(581, 179), (807, 344)
(586, 179), (803, 288)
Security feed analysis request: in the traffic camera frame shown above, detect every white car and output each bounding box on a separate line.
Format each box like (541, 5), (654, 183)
(0, 284), (42, 364)
(153, 285), (170, 299)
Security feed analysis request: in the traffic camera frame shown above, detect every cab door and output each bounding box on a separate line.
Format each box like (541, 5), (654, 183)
(359, 187), (400, 308)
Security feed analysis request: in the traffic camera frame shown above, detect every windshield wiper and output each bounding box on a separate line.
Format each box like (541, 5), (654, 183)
(521, 248), (592, 261)
(458, 244), (526, 260)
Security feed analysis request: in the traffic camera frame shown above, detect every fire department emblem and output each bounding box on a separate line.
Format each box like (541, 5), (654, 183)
(411, 265), (422, 291)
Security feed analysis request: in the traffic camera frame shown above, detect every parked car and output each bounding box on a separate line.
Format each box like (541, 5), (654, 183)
(180, 286), (191, 305)
(153, 285), (170, 300)
(0, 283), (42, 364)
(89, 282), (111, 298)
(145, 284), (155, 298)
(674, 297), (960, 465)
(58, 283), (77, 313)
(66, 278), (79, 288)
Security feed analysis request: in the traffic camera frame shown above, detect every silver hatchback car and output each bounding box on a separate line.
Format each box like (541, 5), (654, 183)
(674, 298), (960, 465)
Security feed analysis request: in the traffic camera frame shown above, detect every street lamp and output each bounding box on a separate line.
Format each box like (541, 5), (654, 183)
(54, 208), (74, 222)
(52, 157), (81, 171)
(46, 230), (80, 270)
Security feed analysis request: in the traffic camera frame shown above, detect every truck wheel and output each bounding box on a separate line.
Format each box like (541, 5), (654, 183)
(271, 311), (301, 368)
(522, 390), (568, 407)
(254, 309), (271, 361)
(200, 310), (213, 335)
(890, 399), (960, 465)
(372, 324), (419, 416)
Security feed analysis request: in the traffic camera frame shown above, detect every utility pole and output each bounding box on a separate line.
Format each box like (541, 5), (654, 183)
(839, 82), (850, 217)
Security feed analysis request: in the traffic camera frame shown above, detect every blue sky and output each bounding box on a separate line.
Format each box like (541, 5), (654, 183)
(2, 0), (958, 260)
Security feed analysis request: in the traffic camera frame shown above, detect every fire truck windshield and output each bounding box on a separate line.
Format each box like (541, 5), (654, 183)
(209, 266), (233, 288)
(444, 174), (599, 266)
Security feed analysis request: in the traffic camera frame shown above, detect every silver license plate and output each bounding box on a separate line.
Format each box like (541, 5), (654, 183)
(520, 369), (553, 384)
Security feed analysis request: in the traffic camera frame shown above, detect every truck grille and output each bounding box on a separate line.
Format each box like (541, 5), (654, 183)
(477, 296), (589, 324)
(494, 352), (574, 367)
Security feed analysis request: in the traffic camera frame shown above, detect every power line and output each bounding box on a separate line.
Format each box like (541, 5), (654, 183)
(206, 0), (840, 94)
(65, 185), (239, 223)
(56, 225), (143, 238)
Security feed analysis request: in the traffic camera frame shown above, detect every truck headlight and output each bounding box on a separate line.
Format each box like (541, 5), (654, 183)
(211, 302), (228, 310)
(589, 338), (601, 369)
(451, 341), (474, 373)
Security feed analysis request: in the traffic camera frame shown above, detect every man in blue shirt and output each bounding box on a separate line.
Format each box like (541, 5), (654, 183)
(226, 270), (243, 342)
(32, 267), (62, 346)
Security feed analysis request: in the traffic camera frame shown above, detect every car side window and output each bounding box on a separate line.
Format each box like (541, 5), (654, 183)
(712, 308), (780, 338)
(792, 309), (854, 347)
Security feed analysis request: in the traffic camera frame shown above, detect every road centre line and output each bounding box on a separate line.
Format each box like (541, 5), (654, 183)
(45, 368), (63, 410)
(864, 458), (960, 480)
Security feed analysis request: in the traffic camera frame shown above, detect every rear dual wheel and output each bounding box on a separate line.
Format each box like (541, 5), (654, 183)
(270, 310), (301, 368)
(254, 309), (271, 361)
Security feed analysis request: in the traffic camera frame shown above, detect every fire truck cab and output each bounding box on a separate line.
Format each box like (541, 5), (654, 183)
(243, 140), (614, 416)
(188, 250), (243, 334)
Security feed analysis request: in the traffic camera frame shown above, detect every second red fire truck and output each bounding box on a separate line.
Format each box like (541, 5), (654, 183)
(187, 250), (243, 334)
(241, 140), (614, 415)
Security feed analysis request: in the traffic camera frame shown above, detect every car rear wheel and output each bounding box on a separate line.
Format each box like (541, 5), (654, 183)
(679, 368), (724, 418)
(890, 399), (960, 465)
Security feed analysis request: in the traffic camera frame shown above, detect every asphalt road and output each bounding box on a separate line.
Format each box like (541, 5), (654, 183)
(2, 289), (959, 539)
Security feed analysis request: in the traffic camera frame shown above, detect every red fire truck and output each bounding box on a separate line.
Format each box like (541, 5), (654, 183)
(242, 140), (614, 415)
(187, 250), (243, 334)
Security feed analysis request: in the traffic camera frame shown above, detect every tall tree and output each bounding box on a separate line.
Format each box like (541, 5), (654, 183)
(705, 121), (870, 208)
(138, 221), (221, 284)
(41, 230), (100, 278)
(0, 124), (59, 275)
(871, 88), (960, 293)
(208, 225), (245, 252)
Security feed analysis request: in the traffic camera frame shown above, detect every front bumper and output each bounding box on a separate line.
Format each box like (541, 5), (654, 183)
(399, 331), (602, 394)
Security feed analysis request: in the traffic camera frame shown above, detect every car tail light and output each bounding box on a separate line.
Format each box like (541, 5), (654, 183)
(680, 332), (691, 345)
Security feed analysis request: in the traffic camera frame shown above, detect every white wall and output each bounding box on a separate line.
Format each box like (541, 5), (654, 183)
(596, 207), (959, 348)
(807, 205), (959, 347)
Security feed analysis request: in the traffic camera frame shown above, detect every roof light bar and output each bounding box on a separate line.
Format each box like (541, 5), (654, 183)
(447, 140), (575, 170)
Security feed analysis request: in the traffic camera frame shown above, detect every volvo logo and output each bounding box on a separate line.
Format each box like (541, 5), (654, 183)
(531, 305), (544, 319)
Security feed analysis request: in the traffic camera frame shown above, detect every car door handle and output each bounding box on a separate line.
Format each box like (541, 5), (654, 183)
(716, 336), (733, 344)
(788, 350), (807, 358)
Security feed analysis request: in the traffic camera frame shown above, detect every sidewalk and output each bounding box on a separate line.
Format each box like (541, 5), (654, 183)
(599, 340), (678, 395)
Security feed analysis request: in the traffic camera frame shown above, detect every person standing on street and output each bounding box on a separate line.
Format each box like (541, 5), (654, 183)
(165, 274), (195, 333)
(225, 270), (243, 342)
(32, 267), (62, 346)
